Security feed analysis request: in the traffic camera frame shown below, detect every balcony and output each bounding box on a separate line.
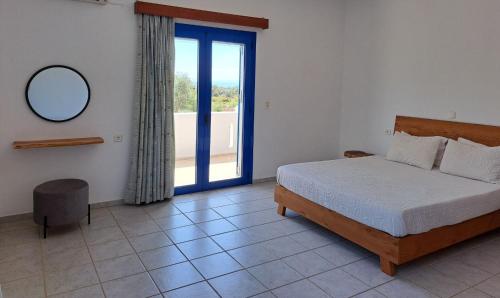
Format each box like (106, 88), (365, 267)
(174, 111), (240, 186)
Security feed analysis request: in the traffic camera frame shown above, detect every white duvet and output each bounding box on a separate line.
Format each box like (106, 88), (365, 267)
(277, 156), (500, 237)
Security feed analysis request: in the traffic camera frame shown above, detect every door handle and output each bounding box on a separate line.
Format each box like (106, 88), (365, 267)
(204, 114), (210, 125)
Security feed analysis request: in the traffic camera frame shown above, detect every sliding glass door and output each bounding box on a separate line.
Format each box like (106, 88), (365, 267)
(173, 24), (256, 195)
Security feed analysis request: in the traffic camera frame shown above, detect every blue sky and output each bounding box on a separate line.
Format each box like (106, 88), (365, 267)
(175, 38), (242, 86)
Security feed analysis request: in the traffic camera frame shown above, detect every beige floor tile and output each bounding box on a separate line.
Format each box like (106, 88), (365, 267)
(191, 252), (242, 279)
(352, 289), (387, 298)
(94, 254), (145, 282)
(314, 242), (368, 267)
(86, 208), (112, 219)
(225, 191), (273, 204)
(430, 257), (492, 286)
(88, 239), (134, 262)
(184, 209), (222, 223)
(400, 266), (470, 297)
(41, 228), (86, 255)
(0, 220), (37, 233)
(119, 220), (161, 238)
(164, 225), (206, 243)
(48, 285), (105, 298)
(177, 237), (223, 260)
(196, 219), (238, 236)
(454, 248), (500, 275)
(376, 279), (438, 298)
(211, 230), (258, 251)
(128, 232), (172, 253)
(163, 281), (219, 298)
(155, 214), (193, 231)
(208, 270), (267, 298)
(227, 209), (283, 229)
(144, 203), (181, 219)
(0, 228), (39, 248)
(1, 275), (45, 298)
(45, 263), (99, 296)
(102, 272), (159, 298)
(0, 256), (43, 283)
(342, 257), (394, 287)
(289, 229), (336, 249)
(82, 226), (124, 246)
(272, 279), (329, 298)
(476, 275), (500, 297)
(44, 246), (92, 272)
(138, 246), (186, 270)
(80, 215), (117, 232)
(454, 288), (493, 298)
(309, 268), (370, 298)
(248, 260), (303, 289)
(261, 236), (308, 258)
(283, 251), (335, 277)
(0, 243), (41, 264)
(150, 262), (203, 292)
(228, 243), (279, 268)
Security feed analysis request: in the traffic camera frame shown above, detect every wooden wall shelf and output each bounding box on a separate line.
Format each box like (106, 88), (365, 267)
(13, 137), (104, 150)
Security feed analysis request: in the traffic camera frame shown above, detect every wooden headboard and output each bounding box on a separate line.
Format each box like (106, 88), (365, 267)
(394, 115), (500, 147)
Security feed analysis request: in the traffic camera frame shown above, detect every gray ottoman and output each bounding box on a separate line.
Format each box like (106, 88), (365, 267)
(33, 179), (90, 238)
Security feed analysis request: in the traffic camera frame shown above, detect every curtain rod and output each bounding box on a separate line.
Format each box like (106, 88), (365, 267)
(134, 1), (269, 30)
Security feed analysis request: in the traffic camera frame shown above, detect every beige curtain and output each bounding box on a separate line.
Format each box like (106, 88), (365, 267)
(125, 15), (175, 205)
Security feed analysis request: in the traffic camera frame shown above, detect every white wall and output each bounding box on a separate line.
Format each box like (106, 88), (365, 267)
(0, 0), (345, 217)
(339, 0), (500, 156)
(175, 112), (238, 159)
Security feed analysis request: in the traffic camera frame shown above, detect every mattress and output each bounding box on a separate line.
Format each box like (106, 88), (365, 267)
(277, 156), (500, 237)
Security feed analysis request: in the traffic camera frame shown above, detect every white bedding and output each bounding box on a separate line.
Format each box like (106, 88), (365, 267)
(277, 156), (500, 237)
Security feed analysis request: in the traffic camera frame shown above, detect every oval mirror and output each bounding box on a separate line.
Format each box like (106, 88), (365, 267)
(26, 65), (90, 122)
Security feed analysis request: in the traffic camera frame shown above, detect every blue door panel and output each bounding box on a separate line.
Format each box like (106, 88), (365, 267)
(174, 24), (256, 195)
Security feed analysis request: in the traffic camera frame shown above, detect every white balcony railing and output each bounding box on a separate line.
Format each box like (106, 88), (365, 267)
(174, 111), (239, 159)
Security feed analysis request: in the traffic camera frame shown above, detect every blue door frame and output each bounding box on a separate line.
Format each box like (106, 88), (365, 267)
(174, 24), (256, 195)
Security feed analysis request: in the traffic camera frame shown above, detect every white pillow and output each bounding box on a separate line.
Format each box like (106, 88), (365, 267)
(402, 132), (448, 167)
(386, 132), (442, 170)
(458, 137), (487, 148)
(440, 139), (500, 184)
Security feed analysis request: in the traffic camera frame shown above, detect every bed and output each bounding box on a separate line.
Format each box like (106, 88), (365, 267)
(275, 116), (500, 276)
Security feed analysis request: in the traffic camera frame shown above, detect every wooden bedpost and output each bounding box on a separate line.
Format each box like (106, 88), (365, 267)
(277, 204), (286, 216)
(380, 257), (396, 276)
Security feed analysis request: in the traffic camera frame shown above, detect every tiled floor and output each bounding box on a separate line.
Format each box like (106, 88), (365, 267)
(1, 181), (500, 298)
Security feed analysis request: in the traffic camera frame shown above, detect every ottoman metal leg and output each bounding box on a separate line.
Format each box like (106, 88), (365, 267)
(88, 205), (91, 225)
(43, 216), (47, 239)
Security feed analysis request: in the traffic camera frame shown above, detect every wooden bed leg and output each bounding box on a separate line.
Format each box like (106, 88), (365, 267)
(277, 204), (286, 216)
(380, 257), (396, 276)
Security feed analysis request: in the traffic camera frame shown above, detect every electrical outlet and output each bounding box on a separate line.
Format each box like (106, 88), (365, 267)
(113, 135), (123, 143)
(384, 129), (394, 136)
(446, 111), (457, 120)
(77, 0), (108, 5)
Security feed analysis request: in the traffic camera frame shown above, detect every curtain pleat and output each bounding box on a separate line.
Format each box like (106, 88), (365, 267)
(125, 15), (175, 205)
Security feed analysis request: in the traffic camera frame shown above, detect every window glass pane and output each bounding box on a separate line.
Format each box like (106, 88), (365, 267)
(174, 38), (199, 187)
(209, 41), (245, 182)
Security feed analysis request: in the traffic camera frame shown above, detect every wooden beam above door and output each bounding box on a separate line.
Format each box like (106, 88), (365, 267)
(134, 1), (269, 30)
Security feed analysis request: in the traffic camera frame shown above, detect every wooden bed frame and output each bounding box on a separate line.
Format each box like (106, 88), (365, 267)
(275, 115), (500, 276)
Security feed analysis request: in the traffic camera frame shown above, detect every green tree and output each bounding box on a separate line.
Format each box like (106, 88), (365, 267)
(174, 73), (196, 112)
(174, 73), (241, 112)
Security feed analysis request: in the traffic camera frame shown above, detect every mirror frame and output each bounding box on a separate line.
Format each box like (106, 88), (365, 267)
(25, 65), (91, 123)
